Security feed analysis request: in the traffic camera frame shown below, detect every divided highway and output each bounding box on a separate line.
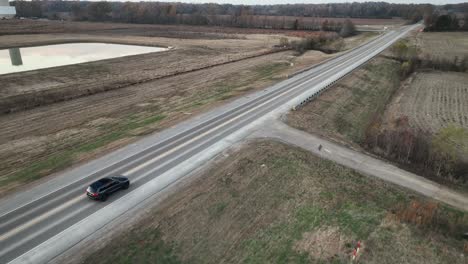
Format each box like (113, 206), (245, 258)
(0, 24), (419, 264)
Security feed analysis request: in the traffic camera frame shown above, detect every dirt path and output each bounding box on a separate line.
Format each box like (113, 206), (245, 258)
(253, 120), (468, 211)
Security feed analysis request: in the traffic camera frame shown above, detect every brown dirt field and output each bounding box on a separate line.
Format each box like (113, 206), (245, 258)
(0, 32), (289, 113)
(81, 140), (467, 264)
(410, 31), (468, 62)
(287, 56), (401, 146)
(383, 71), (468, 134)
(0, 18), (405, 36)
(381, 32), (468, 136)
(0, 19), (338, 38)
(0, 29), (368, 111)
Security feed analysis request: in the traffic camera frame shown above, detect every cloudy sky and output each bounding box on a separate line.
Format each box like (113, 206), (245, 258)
(153, 0), (466, 4)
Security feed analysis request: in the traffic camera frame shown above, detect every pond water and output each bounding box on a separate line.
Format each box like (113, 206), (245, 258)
(0, 43), (167, 75)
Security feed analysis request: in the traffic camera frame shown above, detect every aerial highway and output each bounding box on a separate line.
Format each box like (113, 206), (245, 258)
(0, 24), (420, 264)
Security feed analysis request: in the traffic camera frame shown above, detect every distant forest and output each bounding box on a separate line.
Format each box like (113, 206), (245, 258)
(10, 1), (468, 31)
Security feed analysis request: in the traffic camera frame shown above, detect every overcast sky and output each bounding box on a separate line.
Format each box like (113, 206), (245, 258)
(151, 0), (466, 4)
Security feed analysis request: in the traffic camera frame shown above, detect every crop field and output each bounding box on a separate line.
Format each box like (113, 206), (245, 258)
(384, 71), (468, 134)
(0, 17), (404, 36)
(81, 141), (467, 264)
(412, 32), (468, 61)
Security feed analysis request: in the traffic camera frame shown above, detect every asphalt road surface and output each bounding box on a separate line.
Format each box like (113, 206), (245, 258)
(0, 24), (420, 264)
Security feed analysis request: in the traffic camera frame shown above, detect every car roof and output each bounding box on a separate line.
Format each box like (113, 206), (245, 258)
(90, 177), (112, 188)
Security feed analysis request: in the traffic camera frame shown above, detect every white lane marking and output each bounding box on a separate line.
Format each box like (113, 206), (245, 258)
(0, 203), (93, 258)
(0, 196), (85, 242)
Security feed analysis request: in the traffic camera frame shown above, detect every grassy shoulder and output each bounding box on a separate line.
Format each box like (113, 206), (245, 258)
(287, 56), (401, 146)
(84, 140), (467, 264)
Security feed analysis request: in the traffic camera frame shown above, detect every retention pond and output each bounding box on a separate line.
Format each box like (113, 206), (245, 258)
(0, 42), (167, 75)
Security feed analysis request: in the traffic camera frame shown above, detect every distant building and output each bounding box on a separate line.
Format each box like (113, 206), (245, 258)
(0, 0), (16, 19)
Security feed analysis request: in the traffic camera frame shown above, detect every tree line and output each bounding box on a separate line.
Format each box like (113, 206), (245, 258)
(13, 1), (436, 21)
(7, 1), (441, 26)
(11, 1), (468, 33)
(424, 13), (468, 31)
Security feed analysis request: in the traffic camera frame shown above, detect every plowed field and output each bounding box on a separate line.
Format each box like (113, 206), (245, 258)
(384, 71), (468, 134)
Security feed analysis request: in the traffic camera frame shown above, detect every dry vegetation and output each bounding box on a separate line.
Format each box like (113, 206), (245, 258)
(412, 32), (468, 62)
(372, 32), (468, 183)
(0, 32), (287, 113)
(383, 32), (468, 135)
(384, 71), (468, 134)
(288, 30), (468, 187)
(0, 49), (306, 195)
(0, 19), (323, 37)
(287, 56), (401, 147)
(1, 20), (373, 196)
(83, 141), (468, 264)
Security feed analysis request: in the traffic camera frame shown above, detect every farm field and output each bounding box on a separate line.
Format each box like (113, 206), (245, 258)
(411, 32), (468, 62)
(383, 71), (468, 134)
(0, 17), (404, 36)
(2, 19), (380, 197)
(0, 33), (286, 113)
(385, 32), (468, 135)
(288, 29), (468, 188)
(80, 140), (467, 264)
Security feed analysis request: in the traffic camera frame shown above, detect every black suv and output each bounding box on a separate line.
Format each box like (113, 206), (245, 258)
(86, 176), (130, 201)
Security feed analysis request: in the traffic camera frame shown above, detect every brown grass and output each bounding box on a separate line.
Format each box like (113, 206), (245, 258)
(80, 140), (467, 264)
(383, 71), (468, 134)
(394, 200), (439, 226)
(411, 32), (468, 62)
(287, 56), (401, 146)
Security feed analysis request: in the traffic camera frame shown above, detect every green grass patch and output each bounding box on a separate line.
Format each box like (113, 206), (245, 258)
(208, 202), (228, 218)
(0, 152), (74, 186)
(252, 62), (290, 80)
(189, 62), (290, 109)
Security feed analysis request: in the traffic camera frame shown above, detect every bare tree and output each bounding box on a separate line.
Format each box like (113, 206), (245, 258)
(339, 19), (356, 37)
